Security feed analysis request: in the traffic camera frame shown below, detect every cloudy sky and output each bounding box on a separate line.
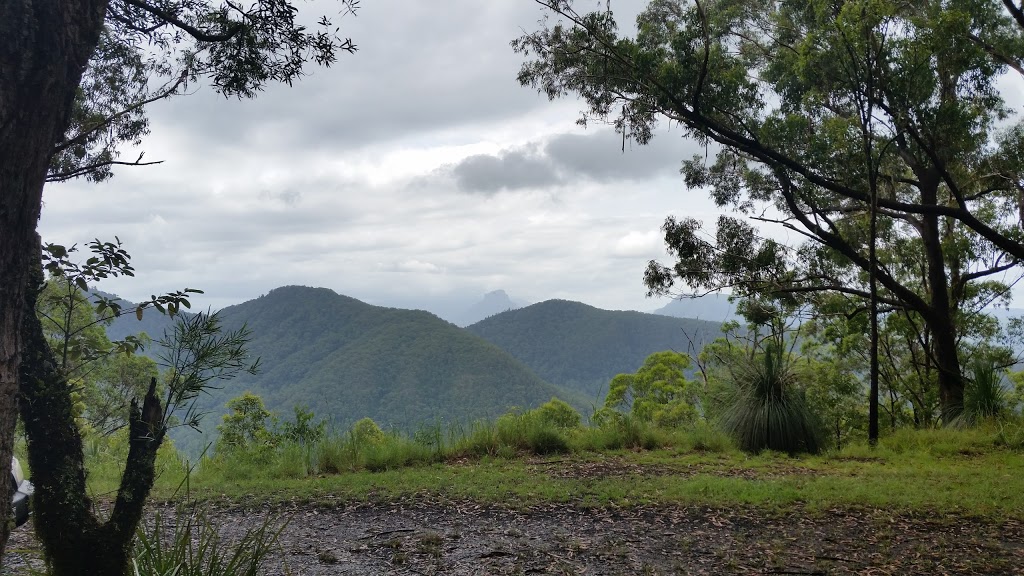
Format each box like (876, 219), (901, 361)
(38, 0), (1024, 322)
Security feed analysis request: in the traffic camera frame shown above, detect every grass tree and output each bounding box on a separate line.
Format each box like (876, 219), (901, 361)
(720, 343), (825, 455)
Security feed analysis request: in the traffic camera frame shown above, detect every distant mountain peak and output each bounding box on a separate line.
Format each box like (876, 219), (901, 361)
(453, 289), (527, 327)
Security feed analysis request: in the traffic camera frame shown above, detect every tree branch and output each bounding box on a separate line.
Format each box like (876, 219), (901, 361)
(118, 0), (244, 42)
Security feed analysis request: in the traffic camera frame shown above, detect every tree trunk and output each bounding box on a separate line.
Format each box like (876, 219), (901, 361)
(930, 310), (965, 421)
(0, 0), (108, 564)
(919, 182), (964, 422)
(21, 255), (167, 576)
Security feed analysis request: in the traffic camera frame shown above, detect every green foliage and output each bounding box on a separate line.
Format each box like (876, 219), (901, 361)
(602, 351), (699, 427)
(216, 392), (277, 455)
(515, 0), (1024, 424)
(278, 405), (326, 446)
(160, 312), (260, 432)
(532, 397), (582, 429)
(721, 345), (826, 455)
(133, 505), (284, 576)
(958, 359), (1010, 427)
(578, 412), (665, 452)
(795, 338), (866, 449)
(351, 418), (386, 446)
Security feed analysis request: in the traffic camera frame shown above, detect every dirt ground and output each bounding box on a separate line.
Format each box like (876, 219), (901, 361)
(4, 499), (1023, 575)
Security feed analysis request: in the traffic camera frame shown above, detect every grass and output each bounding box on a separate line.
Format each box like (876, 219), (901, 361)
(77, 419), (1024, 520)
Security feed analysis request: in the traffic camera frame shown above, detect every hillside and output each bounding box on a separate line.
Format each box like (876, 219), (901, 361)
(465, 300), (723, 399)
(186, 286), (579, 433)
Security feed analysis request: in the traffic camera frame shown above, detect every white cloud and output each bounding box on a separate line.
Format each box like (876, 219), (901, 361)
(379, 259), (446, 274)
(612, 230), (663, 259)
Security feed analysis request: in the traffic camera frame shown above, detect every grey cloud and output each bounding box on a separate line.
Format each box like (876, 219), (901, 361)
(442, 128), (703, 194)
(545, 130), (699, 181)
(147, 0), (556, 155)
(451, 149), (560, 194)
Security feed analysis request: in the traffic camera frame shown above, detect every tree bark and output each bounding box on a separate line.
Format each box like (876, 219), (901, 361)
(919, 181), (964, 422)
(21, 254), (167, 576)
(0, 0), (109, 563)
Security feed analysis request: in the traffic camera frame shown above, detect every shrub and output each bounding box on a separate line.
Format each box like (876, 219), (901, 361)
(720, 344), (825, 455)
(278, 404), (326, 445)
(960, 359), (1008, 425)
(316, 435), (359, 474)
(533, 397), (582, 429)
(351, 417), (387, 445)
(216, 392), (277, 456)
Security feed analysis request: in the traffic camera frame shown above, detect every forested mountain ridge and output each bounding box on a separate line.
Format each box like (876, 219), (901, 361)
(190, 286), (580, 431)
(466, 299), (723, 399)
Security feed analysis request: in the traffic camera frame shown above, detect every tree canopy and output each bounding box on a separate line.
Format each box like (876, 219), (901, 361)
(514, 0), (1024, 423)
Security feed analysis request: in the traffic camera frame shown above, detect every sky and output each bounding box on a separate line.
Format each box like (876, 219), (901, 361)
(37, 0), (1024, 322)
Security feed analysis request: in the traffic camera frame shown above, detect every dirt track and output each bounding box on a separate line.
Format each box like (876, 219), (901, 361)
(5, 500), (1023, 575)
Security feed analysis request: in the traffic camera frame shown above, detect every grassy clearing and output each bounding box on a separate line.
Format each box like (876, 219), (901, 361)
(80, 418), (1024, 519)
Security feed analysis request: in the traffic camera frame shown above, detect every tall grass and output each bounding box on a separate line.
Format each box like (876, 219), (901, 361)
(187, 411), (738, 485)
(133, 504), (284, 576)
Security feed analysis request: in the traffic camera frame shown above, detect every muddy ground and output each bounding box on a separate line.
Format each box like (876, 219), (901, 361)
(5, 499), (1023, 575)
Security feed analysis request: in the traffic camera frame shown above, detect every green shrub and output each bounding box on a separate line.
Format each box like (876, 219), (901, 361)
(351, 417), (387, 445)
(525, 425), (570, 455)
(573, 412), (663, 451)
(278, 404), (326, 445)
(363, 435), (436, 471)
(533, 397), (582, 429)
(720, 345), (825, 455)
(453, 420), (501, 457)
(316, 435), (359, 474)
(959, 359), (1008, 426)
(216, 392), (277, 456)
(683, 421), (734, 453)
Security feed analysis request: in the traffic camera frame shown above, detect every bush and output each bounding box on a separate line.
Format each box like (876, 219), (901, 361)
(960, 359), (1008, 426)
(720, 345), (825, 455)
(351, 417), (387, 445)
(533, 397), (582, 429)
(316, 435), (359, 474)
(278, 404), (326, 445)
(574, 412), (663, 451)
(216, 392), (277, 456)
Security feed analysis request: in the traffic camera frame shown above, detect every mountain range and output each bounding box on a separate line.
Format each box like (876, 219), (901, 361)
(466, 300), (722, 399)
(98, 286), (722, 447)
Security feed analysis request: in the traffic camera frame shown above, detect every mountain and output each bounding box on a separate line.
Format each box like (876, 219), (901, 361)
(652, 294), (738, 323)
(452, 290), (527, 327)
(465, 300), (724, 400)
(186, 286), (579, 433)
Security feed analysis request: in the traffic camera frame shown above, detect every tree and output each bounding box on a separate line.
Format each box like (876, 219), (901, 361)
(601, 350), (700, 427)
(217, 391), (277, 455)
(0, 0), (359, 563)
(514, 0), (1024, 424)
(21, 241), (259, 575)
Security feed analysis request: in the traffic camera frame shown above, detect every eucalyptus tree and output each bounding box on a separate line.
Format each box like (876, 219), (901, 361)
(514, 0), (1024, 424)
(0, 0), (359, 566)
